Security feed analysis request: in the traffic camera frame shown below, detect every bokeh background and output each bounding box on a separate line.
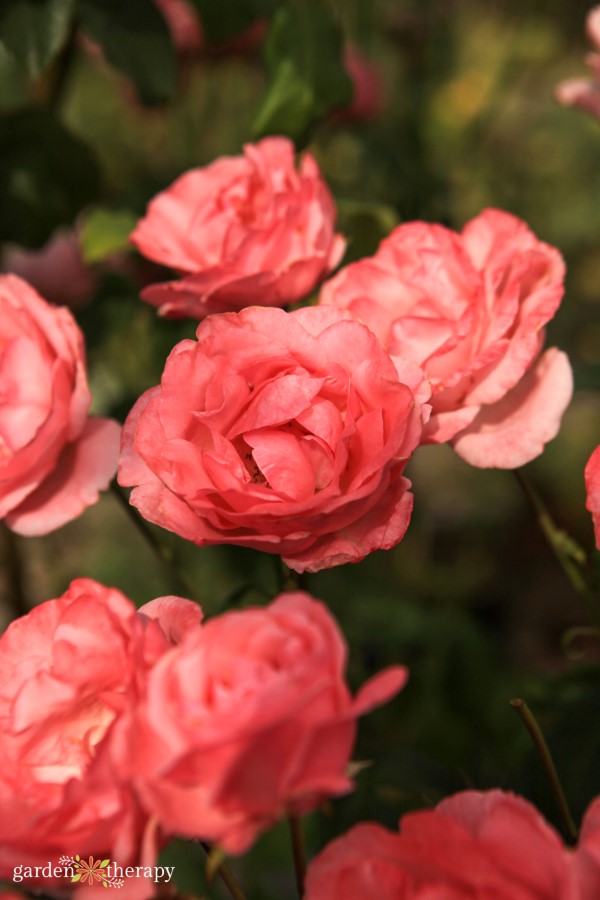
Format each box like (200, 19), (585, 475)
(1, 0), (600, 896)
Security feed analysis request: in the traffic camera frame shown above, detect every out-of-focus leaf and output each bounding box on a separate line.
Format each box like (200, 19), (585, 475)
(253, 2), (352, 143)
(187, 0), (274, 46)
(0, 108), (101, 247)
(80, 208), (137, 264)
(337, 199), (400, 262)
(79, 0), (177, 105)
(0, 0), (75, 77)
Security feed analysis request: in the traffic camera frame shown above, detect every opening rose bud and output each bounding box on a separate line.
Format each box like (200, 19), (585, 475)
(130, 136), (346, 318)
(118, 305), (430, 572)
(129, 591), (408, 854)
(0, 275), (120, 535)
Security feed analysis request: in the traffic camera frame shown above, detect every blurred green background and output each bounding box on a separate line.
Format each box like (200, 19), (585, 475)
(1, 0), (600, 897)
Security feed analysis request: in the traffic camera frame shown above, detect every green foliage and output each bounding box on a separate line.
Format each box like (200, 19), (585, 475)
(80, 207), (137, 263)
(253, 1), (352, 143)
(0, 108), (100, 247)
(78, 0), (178, 105)
(187, 0), (275, 46)
(0, 0), (75, 78)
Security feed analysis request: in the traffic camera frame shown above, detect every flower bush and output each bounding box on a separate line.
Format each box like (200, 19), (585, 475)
(0, 2), (599, 899)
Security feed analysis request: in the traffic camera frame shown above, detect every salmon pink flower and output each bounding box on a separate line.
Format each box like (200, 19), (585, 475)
(0, 275), (120, 535)
(129, 591), (407, 854)
(130, 137), (345, 318)
(0, 579), (201, 891)
(305, 789), (600, 898)
(585, 444), (600, 548)
(118, 305), (429, 572)
(320, 209), (572, 468)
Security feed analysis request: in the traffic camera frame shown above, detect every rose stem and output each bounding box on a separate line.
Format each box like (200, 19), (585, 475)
(199, 843), (247, 900)
(288, 815), (306, 897)
(1, 523), (29, 619)
(110, 482), (201, 602)
(510, 698), (577, 842)
(271, 555), (309, 594)
(513, 469), (600, 633)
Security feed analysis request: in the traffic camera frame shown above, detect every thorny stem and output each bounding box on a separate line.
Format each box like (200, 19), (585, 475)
(510, 698), (578, 842)
(200, 843), (247, 900)
(1, 523), (29, 620)
(288, 815), (306, 898)
(514, 469), (600, 633)
(111, 483), (201, 602)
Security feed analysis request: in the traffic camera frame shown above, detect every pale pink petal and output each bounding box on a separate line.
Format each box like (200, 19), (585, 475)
(452, 349), (573, 468)
(6, 418), (121, 535)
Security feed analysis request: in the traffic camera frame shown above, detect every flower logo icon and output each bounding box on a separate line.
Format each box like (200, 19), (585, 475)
(58, 855), (124, 888)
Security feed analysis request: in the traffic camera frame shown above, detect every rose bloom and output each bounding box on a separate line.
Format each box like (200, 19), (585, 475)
(130, 137), (346, 318)
(127, 591), (407, 855)
(555, 7), (600, 121)
(585, 445), (600, 549)
(154, 0), (203, 55)
(1, 229), (96, 309)
(118, 305), (429, 573)
(337, 44), (384, 122)
(320, 208), (573, 469)
(305, 790), (600, 899)
(0, 579), (202, 891)
(0, 275), (120, 535)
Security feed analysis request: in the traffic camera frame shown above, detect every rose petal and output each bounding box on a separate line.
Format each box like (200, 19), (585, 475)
(6, 418), (121, 535)
(451, 349), (573, 469)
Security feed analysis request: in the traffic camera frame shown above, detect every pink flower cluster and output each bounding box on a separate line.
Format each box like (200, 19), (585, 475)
(0, 580), (405, 889)
(304, 790), (600, 899)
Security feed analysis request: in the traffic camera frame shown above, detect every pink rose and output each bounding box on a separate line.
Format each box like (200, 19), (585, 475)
(305, 790), (593, 899)
(130, 137), (346, 318)
(0, 275), (120, 535)
(320, 209), (573, 468)
(303, 823), (411, 898)
(585, 445), (600, 548)
(118, 305), (429, 573)
(2, 229), (96, 309)
(128, 591), (407, 854)
(555, 7), (600, 120)
(0, 578), (202, 891)
(154, 0), (203, 55)
(337, 44), (384, 122)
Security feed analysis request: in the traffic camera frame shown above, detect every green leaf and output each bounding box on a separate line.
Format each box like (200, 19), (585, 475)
(80, 208), (137, 264)
(71, 874), (82, 883)
(186, 0), (274, 46)
(100, 859), (110, 868)
(337, 199), (400, 262)
(0, 108), (101, 247)
(253, 2), (352, 143)
(75, 855), (81, 862)
(79, 0), (177, 105)
(0, 0), (75, 77)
